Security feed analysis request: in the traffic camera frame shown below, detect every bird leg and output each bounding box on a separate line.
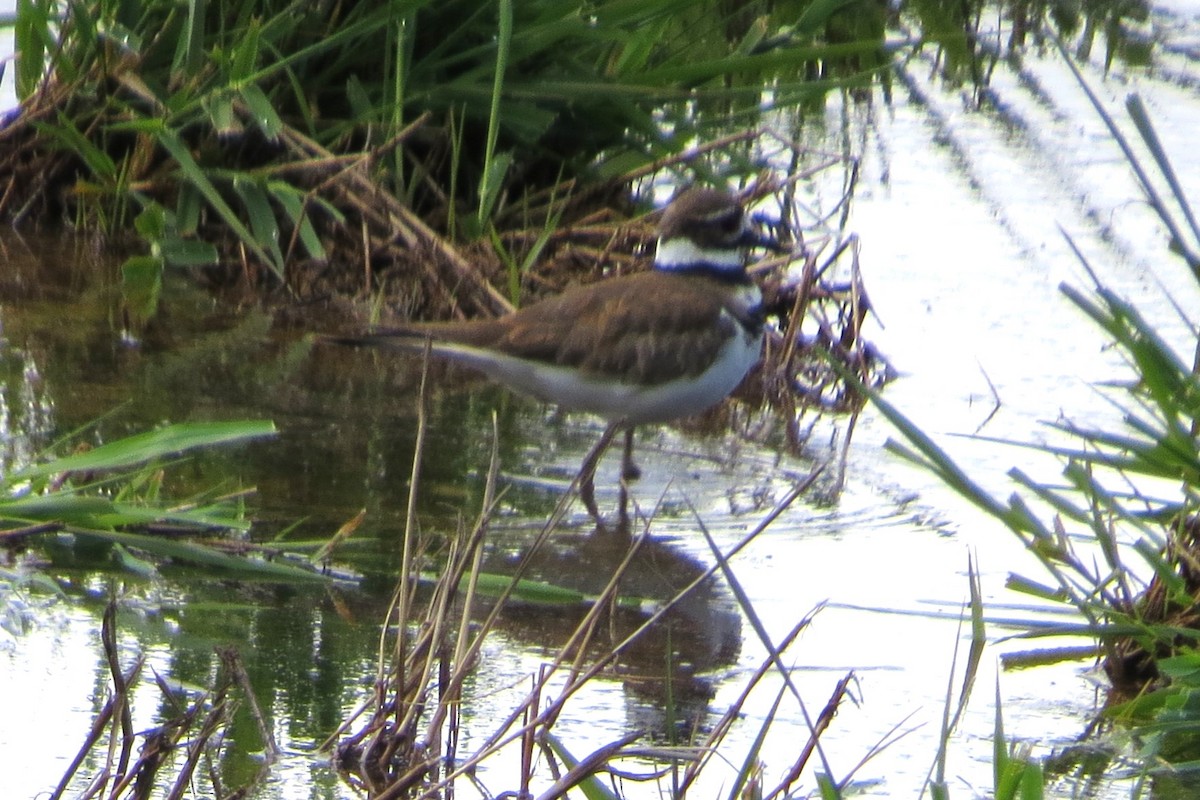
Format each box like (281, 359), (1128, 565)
(621, 427), (641, 481)
(580, 466), (600, 524)
(578, 422), (620, 526)
(616, 427), (639, 531)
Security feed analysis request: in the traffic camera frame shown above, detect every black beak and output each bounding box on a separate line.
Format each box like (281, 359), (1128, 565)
(741, 227), (786, 254)
(740, 209), (788, 252)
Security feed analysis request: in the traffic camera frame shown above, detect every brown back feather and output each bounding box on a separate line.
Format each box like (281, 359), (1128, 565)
(402, 271), (742, 385)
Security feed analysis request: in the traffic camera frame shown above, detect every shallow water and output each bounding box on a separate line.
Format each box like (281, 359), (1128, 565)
(3, 3), (1200, 798)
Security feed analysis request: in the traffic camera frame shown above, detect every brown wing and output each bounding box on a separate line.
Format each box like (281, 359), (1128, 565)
(341, 272), (744, 386)
(496, 272), (738, 385)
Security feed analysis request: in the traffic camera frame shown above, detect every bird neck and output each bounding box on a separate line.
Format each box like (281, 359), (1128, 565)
(653, 236), (749, 283)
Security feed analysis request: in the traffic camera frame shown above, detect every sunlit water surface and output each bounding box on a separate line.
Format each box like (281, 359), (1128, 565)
(3, 5), (1200, 798)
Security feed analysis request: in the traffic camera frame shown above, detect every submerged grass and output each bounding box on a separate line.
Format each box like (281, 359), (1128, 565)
(326, 358), (854, 799)
(0, 417), (332, 582)
(47, 599), (278, 800)
(29, 411), (859, 797)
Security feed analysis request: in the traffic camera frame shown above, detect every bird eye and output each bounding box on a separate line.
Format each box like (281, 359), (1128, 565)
(720, 210), (743, 234)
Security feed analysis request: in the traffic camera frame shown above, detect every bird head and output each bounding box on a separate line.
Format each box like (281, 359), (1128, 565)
(653, 187), (779, 278)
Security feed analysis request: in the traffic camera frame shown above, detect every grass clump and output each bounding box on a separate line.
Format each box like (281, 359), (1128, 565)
(0, 0), (893, 320)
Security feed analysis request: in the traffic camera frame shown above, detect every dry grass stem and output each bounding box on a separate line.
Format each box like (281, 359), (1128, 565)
(48, 597), (273, 799)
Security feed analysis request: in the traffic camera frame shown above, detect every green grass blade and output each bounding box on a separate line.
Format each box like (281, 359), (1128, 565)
(0, 491), (246, 531)
(35, 114), (117, 180)
(14, 0), (50, 99)
(111, 543), (159, 578)
(233, 177), (286, 270)
(13, 420), (277, 480)
(70, 528), (327, 583)
(1051, 32), (1200, 278)
(239, 84), (283, 140)
(816, 772), (843, 800)
(152, 125), (282, 280)
(476, 0), (512, 224)
(540, 732), (621, 800)
(230, 17), (261, 82)
(270, 182), (326, 261)
(173, 0), (207, 78)
(454, 571), (586, 605)
(1126, 94), (1200, 267)
(994, 679), (1009, 795)
(796, 0), (864, 36)
(727, 682), (787, 800)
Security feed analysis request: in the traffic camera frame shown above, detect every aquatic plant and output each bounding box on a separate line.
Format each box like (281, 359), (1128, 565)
(866, 35), (1200, 785)
(325, 350), (841, 798)
(0, 417), (328, 581)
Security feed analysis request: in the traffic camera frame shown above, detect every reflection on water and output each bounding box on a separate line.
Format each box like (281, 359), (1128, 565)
(0, 341), (53, 477)
(3, 2), (1200, 797)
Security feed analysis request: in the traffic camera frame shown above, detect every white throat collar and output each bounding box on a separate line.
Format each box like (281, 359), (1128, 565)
(654, 236), (744, 275)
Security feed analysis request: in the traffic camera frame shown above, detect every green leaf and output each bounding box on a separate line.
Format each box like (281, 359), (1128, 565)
(134, 203), (169, 240)
(120, 254), (163, 319)
(72, 528), (327, 583)
(239, 84), (283, 140)
(1159, 654), (1200, 684)
(161, 237), (219, 268)
(1004, 573), (1067, 603)
(155, 129), (280, 279)
(345, 74), (373, 121)
(230, 18), (261, 82)
(14, 421), (278, 481)
(540, 733), (622, 800)
(204, 91), (241, 137)
(176, 184), (203, 235)
(14, 0), (50, 100)
(269, 181), (326, 261)
(732, 17), (769, 57)
(594, 148), (654, 179)
(816, 774), (842, 800)
(234, 177), (285, 269)
(112, 543), (159, 578)
(1019, 761), (1044, 800)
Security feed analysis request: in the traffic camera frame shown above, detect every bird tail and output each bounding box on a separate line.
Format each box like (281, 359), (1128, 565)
(320, 328), (434, 351)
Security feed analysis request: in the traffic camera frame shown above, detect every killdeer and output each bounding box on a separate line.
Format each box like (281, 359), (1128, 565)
(335, 187), (775, 523)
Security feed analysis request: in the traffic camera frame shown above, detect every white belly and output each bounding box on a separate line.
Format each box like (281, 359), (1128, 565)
(447, 316), (763, 424)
